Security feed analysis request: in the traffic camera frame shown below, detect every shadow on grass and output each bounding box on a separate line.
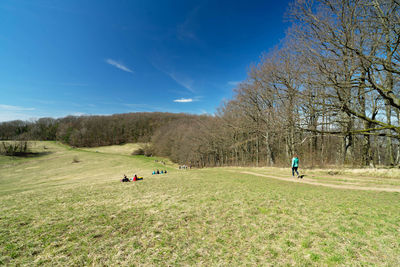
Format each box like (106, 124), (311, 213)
(3, 151), (54, 158)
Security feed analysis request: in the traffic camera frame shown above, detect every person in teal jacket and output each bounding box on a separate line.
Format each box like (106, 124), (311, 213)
(291, 155), (299, 177)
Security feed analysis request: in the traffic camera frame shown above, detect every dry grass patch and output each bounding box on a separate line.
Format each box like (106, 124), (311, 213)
(81, 143), (147, 156)
(238, 166), (400, 189)
(308, 167), (400, 179)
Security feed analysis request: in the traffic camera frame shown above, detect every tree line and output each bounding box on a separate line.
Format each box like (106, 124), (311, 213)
(0, 113), (197, 147)
(153, 0), (400, 168)
(1, 0), (399, 168)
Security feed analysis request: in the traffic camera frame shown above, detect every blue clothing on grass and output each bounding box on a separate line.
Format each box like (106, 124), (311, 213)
(291, 157), (299, 176)
(292, 157), (299, 167)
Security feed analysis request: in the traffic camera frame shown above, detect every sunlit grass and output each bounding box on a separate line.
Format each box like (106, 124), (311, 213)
(1, 142), (399, 265)
(81, 143), (147, 156)
(240, 166), (400, 188)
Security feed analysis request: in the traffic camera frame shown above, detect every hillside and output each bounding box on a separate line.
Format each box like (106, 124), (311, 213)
(1, 142), (400, 265)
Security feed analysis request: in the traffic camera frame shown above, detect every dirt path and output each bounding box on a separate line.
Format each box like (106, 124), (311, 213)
(241, 171), (400, 193)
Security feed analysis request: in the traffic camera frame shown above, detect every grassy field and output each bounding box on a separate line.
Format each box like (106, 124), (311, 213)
(1, 142), (400, 266)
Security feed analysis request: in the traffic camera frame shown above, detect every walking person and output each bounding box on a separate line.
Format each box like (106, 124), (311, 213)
(291, 155), (299, 178)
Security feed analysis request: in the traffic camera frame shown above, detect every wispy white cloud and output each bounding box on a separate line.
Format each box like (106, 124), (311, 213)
(0, 104), (37, 122)
(166, 71), (195, 93)
(151, 60), (195, 93)
(177, 22), (197, 41)
(174, 98), (193, 103)
(105, 59), (134, 73)
(0, 104), (35, 111)
(0, 113), (36, 122)
(177, 5), (201, 41)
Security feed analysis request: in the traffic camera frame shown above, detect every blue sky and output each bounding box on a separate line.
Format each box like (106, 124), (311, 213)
(0, 0), (292, 122)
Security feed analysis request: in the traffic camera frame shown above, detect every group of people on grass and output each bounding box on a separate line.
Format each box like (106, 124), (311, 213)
(152, 169), (167, 175)
(121, 174), (143, 182)
(121, 156), (300, 182)
(120, 170), (168, 182)
(179, 165), (190, 170)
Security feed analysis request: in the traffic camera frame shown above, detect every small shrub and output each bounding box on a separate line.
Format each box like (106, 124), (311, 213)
(0, 141), (29, 156)
(143, 144), (154, 157)
(131, 148), (145, 155)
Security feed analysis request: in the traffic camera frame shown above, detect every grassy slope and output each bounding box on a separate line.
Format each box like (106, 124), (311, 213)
(80, 143), (146, 156)
(0, 142), (399, 266)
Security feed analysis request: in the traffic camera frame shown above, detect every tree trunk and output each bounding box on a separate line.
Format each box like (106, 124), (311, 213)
(264, 132), (274, 166)
(385, 101), (395, 165)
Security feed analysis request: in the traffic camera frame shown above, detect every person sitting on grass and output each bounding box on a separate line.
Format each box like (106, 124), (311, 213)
(164, 170), (167, 174)
(133, 174), (143, 181)
(121, 174), (130, 182)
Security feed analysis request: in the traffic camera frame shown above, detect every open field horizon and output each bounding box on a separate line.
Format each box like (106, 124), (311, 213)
(1, 142), (400, 265)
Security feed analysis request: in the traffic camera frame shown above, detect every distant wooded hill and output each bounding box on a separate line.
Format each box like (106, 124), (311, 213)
(1, 109), (399, 167)
(0, 112), (201, 147)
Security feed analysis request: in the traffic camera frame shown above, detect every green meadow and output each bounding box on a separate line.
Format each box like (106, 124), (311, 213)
(1, 142), (400, 266)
